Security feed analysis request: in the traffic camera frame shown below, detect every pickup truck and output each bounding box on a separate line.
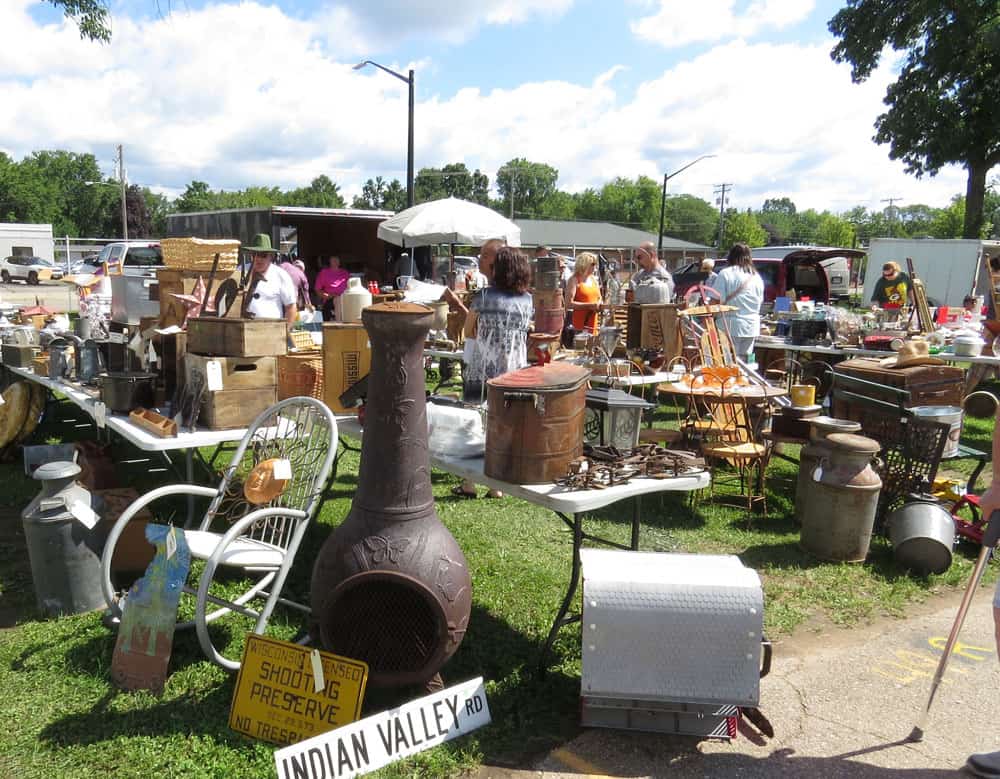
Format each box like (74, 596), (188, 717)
(83, 241), (163, 275)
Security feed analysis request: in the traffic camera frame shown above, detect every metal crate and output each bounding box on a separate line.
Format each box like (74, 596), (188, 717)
(581, 697), (739, 739)
(580, 549), (765, 708)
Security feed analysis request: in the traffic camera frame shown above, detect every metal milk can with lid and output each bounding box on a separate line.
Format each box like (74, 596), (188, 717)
(795, 416), (862, 526)
(799, 433), (882, 562)
(21, 461), (107, 615)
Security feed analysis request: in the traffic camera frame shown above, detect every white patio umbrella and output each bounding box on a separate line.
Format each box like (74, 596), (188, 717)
(376, 196), (521, 248)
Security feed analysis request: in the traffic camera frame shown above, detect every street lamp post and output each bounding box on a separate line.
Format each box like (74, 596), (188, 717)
(657, 154), (717, 255)
(354, 60), (415, 209)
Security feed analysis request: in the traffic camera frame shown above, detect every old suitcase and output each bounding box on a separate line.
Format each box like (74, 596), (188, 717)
(187, 317), (287, 357)
(831, 357), (964, 421)
(199, 386), (277, 430)
(579, 549), (769, 738)
(484, 363), (590, 484)
(184, 353), (277, 391)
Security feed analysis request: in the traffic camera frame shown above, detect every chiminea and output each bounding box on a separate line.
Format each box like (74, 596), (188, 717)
(311, 302), (472, 688)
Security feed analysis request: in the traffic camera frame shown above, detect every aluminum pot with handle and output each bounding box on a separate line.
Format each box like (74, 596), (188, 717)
(885, 495), (955, 576)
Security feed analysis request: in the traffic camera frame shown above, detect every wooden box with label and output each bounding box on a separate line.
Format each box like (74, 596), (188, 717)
(626, 303), (682, 358)
(187, 317), (287, 357)
(322, 323), (371, 413)
(199, 386), (277, 430)
(184, 353), (277, 391)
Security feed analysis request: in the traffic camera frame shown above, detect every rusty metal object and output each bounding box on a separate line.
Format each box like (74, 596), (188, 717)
(556, 444), (707, 490)
(310, 302), (472, 688)
(484, 364), (591, 485)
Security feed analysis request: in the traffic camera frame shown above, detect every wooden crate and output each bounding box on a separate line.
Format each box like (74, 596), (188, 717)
(322, 323), (371, 413)
(156, 268), (244, 329)
(626, 303), (682, 359)
(832, 357), (964, 421)
(187, 317), (287, 357)
(199, 386), (277, 430)
(185, 353), (277, 391)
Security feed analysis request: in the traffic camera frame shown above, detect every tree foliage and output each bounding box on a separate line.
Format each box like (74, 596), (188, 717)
(723, 209), (768, 248)
(48, 0), (111, 42)
(663, 194), (718, 246)
(351, 176), (406, 211)
(415, 163), (489, 205)
(495, 158), (558, 218)
(829, 1), (1000, 238)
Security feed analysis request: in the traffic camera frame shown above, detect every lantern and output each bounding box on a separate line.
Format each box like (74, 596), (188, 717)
(583, 388), (653, 452)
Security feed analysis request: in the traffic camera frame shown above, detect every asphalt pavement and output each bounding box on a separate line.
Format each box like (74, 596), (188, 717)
(0, 281), (77, 312)
(475, 585), (1000, 778)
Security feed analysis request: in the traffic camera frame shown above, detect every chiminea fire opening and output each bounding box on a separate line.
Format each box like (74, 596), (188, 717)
(319, 572), (448, 684)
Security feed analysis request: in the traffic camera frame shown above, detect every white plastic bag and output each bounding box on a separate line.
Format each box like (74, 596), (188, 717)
(426, 402), (485, 459)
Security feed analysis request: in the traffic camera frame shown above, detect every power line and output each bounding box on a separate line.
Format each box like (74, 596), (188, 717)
(880, 196), (903, 237)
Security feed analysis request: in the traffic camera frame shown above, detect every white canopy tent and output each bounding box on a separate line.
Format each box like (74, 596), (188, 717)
(377, 197), (522, 248)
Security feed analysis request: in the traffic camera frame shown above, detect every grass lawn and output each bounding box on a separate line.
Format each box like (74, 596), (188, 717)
(0, 384), (996, 778)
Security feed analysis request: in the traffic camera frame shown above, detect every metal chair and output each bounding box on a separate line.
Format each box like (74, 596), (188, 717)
(100, 397), (338, 670)
(700, 388), (773, 515)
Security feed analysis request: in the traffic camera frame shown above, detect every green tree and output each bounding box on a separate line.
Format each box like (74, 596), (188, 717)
(174, 181), (214, 213)
(284, 175), (345, 208)
(930, 196), (966, 238)
(48, 0), (111, 42)
(536, 190), (577, 220)
(723, 209), (767, 248)
(352, 176), (405, 211)
(814, 213), (856, 247)
(758, 197), (798, 244)
(830, 1), (1000, 238)
(495, 158), (558, 218)
(414, 163), (490, 205)
(143, 189), (174, 236)
(663, 194), (717, 246)
(574, 176), (661, 231)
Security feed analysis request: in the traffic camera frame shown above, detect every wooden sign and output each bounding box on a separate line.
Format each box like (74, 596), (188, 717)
(230, 635), (368, 746)
(274, 677), (490, 779)
(111, 524), (190, 694)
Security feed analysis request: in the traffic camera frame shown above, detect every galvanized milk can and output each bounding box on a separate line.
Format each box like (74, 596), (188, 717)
(795, 417), (861, 526)
(21, 461), (107, 615)
(799, 433), (882, 562)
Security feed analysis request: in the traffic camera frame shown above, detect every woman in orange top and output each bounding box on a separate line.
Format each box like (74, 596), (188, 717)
(565, 251), (602, 335)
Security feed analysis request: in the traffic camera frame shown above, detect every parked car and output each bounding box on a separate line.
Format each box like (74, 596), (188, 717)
(94, 241), (163, 273)
(0, 255), (63, 285)
(672, 248), (863, 304)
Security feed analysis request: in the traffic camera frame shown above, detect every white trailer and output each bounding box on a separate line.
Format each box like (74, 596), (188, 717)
(864, 238), (1000, 308)
(0, 223), (55, 263)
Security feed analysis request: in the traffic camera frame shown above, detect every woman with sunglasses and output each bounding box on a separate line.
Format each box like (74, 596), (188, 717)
(870, 261), (910, 310)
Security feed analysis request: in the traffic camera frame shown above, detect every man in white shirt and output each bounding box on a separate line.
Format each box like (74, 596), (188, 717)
(628, 241), (674, 302)
(243, 234), (297, 330)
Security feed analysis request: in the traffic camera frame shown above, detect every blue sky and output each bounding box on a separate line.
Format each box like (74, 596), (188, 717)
(5, 0), (987, 215)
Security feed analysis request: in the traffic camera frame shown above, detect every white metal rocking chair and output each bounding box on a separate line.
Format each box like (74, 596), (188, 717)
(100, 397), (338, 670)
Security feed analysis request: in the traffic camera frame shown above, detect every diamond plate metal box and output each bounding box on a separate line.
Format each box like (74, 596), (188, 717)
(580, 549), (764, 707)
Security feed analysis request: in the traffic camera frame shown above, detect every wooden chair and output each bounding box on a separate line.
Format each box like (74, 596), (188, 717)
(699, 388), (773, 516)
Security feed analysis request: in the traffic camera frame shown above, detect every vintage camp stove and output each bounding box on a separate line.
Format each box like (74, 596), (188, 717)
(579, 549), (770, 739)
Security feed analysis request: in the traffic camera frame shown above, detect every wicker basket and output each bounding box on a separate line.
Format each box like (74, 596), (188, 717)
(161, 237), (240, 272)
(289, 330), (315, 351)
(277, 353), (324, 401)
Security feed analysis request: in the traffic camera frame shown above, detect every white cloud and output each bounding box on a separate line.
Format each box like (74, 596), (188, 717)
(631, 0), (814, 48)
(0, 1), (981, 220)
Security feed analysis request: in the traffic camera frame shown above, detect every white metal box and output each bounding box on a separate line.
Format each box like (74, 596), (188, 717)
(580, 549), (765, 708)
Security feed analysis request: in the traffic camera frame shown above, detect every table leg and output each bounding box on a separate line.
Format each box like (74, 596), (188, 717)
(631, 496), (641, 551)
(537, 511), (583, 676)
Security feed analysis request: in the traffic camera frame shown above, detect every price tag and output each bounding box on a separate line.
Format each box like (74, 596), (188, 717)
(94, 401), (107, 429)
(206, 360), (224, 392)
(166, 526), (177, 559)
(69, 499), (100, 530)
(273, 459), (292, 480)
(310, 649), (325, 693)
(147, 342), (158, 366)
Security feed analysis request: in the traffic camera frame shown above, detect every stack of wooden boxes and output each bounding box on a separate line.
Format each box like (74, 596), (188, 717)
(184, 317), (287, 429)
(532, 257), (564, 335)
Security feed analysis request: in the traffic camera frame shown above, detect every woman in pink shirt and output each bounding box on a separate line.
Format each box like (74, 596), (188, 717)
(315, 255), (349, 321)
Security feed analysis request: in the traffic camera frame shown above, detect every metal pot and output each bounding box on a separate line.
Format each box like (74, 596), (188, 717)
(886, 496), (955, 575)
(99, 371), (157, 413)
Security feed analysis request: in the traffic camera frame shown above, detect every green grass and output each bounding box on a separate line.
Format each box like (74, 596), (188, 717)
(0, 387), (997, 777)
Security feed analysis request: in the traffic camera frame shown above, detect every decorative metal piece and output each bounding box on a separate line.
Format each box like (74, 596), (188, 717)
(556, 444), (707, 490)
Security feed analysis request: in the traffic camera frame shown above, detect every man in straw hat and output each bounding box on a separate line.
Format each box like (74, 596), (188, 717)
(244, 234), (297, 330)
(878, 340), (944, 369)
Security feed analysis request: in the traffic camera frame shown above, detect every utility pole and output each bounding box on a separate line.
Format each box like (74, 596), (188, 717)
(117, 144), (128, 241)
(714, 183), (732, 251)
(880, 196), (902, 237)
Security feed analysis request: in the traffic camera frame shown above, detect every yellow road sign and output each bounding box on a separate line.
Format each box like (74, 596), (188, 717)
(230, 635), (368, 746)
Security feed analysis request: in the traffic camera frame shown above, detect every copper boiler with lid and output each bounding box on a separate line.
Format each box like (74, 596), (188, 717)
(484, 363), (591, 484)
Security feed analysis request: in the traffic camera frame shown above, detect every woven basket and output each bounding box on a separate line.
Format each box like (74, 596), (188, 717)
(161, 237), (240, 272)
(277, 353), (324, 401)
(289, 330), (315, 351)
